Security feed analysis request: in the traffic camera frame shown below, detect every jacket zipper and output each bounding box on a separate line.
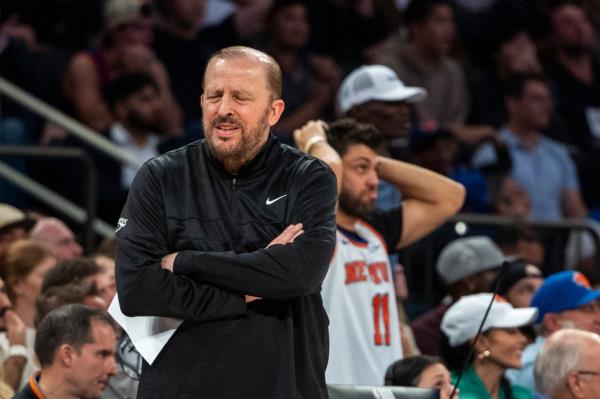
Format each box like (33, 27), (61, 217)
(231, 177), (237, 191)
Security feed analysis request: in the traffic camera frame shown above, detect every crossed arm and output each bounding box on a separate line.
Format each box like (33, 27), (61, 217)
(116, 161), (337, 321)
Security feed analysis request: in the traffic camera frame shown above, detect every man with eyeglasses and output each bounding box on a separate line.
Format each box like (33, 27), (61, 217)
(534, 329), (600, 399)
(507, 271), (600, 395)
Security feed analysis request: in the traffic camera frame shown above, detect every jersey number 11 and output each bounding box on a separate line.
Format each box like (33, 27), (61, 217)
(372, 293), (390, 346)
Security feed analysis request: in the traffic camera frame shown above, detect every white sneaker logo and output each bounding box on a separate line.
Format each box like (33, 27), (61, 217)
(266, 194), (287, 205)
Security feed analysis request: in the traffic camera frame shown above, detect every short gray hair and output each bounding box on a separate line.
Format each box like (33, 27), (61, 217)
(534, 329), (600, 396)
(203, 46), (282, 99)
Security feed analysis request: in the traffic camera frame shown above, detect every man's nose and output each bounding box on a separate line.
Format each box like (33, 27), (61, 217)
(217, 95), (234, 116)
(107, 356), (118, 376)
(367, 170), (379, 188)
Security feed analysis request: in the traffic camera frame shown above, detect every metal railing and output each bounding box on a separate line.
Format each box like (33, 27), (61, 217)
(0, 146), (115, 251)
(0, 76), (142, 169)
(0, 74), (144, 248)
(402, 213), (600, 311)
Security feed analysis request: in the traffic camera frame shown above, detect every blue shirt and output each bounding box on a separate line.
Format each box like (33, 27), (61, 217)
(473, 127), (580, 220)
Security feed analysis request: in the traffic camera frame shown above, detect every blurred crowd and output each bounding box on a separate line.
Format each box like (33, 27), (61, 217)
(2, 0), (600, 398)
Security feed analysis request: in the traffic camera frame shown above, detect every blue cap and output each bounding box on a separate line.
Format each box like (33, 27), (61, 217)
(531, 271), (600, 323)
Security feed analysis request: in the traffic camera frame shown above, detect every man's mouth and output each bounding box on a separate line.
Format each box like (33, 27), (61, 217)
(213, 123), (241, 138)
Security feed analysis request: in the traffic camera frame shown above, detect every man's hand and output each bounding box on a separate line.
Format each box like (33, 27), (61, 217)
(161, 225), (302, 301)
(246, 224), (303, 303)
(294, 121), (327, 154)
(161, 252), (178, 272)
(267, 223), (304, 248)
(5, 310), (25, 346)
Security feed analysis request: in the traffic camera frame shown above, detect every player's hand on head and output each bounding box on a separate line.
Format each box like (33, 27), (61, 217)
(294, 120), (328, 154)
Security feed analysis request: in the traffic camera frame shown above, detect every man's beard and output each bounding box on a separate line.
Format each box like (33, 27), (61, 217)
(204, 110), (270, 171)
(338, 189), (375, 219)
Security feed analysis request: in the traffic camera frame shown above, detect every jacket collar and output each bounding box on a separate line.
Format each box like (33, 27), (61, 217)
(202, 132), (280, 178)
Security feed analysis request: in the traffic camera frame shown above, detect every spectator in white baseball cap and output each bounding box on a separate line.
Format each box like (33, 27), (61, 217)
(336, 65), (427, 237)
(441, 293), (537, 399)
(0, 204), (34, 255)
(336, 65), (426, 143)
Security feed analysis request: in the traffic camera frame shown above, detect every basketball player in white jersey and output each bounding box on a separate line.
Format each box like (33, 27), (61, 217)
(294, 119), (465, 386)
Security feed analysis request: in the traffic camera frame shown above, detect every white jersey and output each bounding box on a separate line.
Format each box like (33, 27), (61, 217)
(322, 221), (403, 386)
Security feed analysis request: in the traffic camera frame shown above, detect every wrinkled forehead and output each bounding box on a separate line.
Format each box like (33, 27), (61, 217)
(204, 55), (270, 91)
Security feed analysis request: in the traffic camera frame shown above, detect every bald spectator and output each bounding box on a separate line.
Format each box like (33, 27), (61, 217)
(507, 271), (600, 394)
(13, 305), (117, 399)
(30, 218), (83, 261)
(411, 236), (504, 356)
(0, 204), (34, 255)
(534, 329), (600, 399)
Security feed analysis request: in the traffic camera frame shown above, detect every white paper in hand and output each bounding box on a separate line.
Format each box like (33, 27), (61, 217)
(108, 294), (183, 365)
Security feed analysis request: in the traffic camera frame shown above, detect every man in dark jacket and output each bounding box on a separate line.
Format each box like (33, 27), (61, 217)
(115, 46), (337, 398)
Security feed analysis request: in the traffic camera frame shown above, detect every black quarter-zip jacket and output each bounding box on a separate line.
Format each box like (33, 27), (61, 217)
(115, 134), (337, 398)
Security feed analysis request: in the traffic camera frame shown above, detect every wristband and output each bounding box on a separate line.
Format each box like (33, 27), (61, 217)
(303, 136), (326, 154)
(8, 344), (27, 358)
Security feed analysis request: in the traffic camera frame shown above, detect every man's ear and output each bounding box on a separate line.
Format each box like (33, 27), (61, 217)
(56, 344), (75, 368)
(543, 313), (561, 334)
(268, 99), (285, 127)
(566, 372), (586, 398)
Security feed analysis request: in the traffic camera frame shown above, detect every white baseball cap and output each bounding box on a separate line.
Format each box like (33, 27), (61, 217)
(441, 293), (538, 347)
(336, 65), (427, 115)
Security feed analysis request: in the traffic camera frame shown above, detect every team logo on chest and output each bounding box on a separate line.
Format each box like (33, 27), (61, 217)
(344, 261), (389, 285)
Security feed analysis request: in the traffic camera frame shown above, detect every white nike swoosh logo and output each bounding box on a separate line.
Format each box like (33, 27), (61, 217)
(266, 194), (287, 205)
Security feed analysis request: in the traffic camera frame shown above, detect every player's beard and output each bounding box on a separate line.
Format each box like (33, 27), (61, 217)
(205, 109), (271, 172)
(338, 189), (376, 219)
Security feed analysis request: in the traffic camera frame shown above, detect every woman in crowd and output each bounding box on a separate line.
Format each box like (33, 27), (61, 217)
(441, 293), (537, 399)
(385, 355), (457, 399)
(0, 239), (57, 388)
